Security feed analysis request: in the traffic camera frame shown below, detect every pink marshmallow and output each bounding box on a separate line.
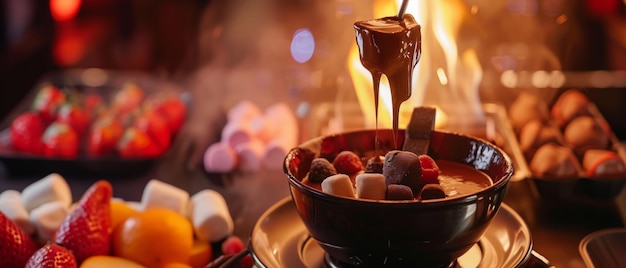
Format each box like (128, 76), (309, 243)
(203, 142), (238, 173)
(227, 100), (262, 123)
(221, 121), (255, 148)
(249, 115), (276, 143)
(262, 103), (299, 170)
(234, 139), (265, 172)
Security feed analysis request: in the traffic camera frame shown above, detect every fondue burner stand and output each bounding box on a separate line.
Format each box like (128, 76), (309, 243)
(318, 240), (497, 268)
(289, 229), (533, 268)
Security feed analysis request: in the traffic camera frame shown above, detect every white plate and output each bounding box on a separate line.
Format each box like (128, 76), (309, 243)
(250, 197), (533, 268)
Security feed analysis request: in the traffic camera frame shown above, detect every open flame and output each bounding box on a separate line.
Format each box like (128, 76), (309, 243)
(348, 0), (485, 135)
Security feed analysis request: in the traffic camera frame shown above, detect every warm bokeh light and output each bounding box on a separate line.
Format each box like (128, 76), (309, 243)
(50, 0), (81, 22)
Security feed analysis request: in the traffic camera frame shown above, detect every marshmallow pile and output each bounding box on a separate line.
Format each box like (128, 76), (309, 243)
(309, 150), (446, 201)
(137, 179), (234, 243)
(0, 174), (234, 244)
(204, 100), (299, 173)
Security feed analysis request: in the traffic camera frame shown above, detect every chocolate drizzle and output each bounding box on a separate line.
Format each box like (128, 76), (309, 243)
(354, 14), (421, 150)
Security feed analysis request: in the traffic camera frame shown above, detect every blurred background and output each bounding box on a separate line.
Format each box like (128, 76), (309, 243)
(1, 0), (626, 138)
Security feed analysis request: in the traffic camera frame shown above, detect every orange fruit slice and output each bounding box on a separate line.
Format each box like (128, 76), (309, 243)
(110, 199), (139, 230)
(189, 240), (213, 268)
(161, 263), (192, 268)
(80, 255), (145, 268)
(112, 208), (194, 267)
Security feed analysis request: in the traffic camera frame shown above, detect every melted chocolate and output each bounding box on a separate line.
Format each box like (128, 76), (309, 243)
(303, 160), (492, 199)
(354, 15), (421, 149)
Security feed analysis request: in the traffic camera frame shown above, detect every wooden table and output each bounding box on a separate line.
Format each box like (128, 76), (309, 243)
(1, 151), (624, 268)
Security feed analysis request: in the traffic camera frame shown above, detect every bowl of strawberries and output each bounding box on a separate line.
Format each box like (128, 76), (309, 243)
(0, 69), (188, 175)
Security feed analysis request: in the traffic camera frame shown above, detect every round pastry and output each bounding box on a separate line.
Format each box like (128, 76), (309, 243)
(518, 119), (560, 159)
(551, 89), (591, 128)
(508, 91), (545, 131)
(582, 149), (626, 178)
(529, 143), (579, 178)
(563, 116), (609, 152)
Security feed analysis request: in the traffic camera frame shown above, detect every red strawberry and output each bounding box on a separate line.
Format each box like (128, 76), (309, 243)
(117, 127), (164, 158)
(221, 236), (253, 268)
(25, 244), (77, 268)
(57, 103), (91, 136)
(221, 236), (245, 256)
(134, 111), (171, 151)
(87, 115), (124, 156)
(32, 85), (66, 123)
(54, 180), (113, 264)
(111, 83), (144, 118)
(332, 151), (364, 175)
(10, 111), (46, 154)
(0, 212), (39, 268)
(42, 122), (79, 158)
(153, 97), (186, 135)
(418, 155), (440, 185)
(84, 93), (104, 119)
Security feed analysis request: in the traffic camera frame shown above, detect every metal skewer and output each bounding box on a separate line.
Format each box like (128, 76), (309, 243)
(397, 0), (409, 20)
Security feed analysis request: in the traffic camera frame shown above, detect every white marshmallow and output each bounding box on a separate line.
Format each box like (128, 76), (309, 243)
(21, 173), (72, 212)
(355, 173), (387, 200)
(190, 189), (234, 242)
(234, 139), (265, 172)
(141, 180), (190, 215)
(29, 201), (69, 241)
(0, 190), (35, 234)
(204, 142), (238, 173)
(321, 174), (356, 198)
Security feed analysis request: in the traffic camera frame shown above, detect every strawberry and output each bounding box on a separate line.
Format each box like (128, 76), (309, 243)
(418, 155), (440, 185)
(87, 115), (124, 156)
(25, 244), (77, 268)
(220, 236), (253, 268)
(54, 180), (113, 264)
(221, 236), (245, 256)
(117, 127), (163, 158)
(10, 111), (46, 154)
(153, 97), (186, 135)
(332, 151), (364, 175)
(0, 212), (39, 268)
(57, 103), (91, 136)
(32, 85), (66, 123)
(83, 93), (104, 119)
(134, 111), (171, 151)
(42, 122), (79, 158)
(111, 83), (144, 118)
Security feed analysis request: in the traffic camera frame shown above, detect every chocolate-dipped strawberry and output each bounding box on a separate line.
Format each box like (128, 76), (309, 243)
(582, 149), (626, 177)
(551, 89), (591, 128)
(563, 116), (609, 152)
(529, 143), (579, 177)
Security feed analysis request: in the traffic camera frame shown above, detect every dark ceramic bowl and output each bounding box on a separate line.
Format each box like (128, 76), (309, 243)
(283, 129), (514, 267)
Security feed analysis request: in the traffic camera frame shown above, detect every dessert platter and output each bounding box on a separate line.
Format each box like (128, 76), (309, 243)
(493, 88), (626, 200)
(0, 69), (187, 176)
